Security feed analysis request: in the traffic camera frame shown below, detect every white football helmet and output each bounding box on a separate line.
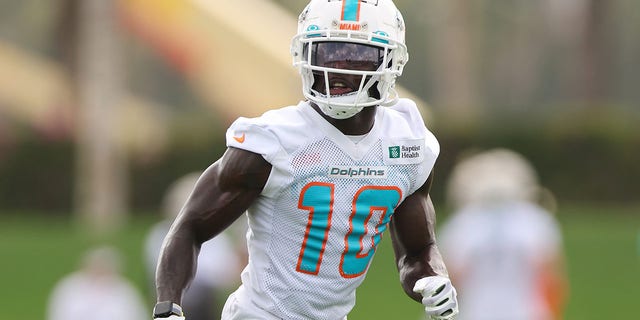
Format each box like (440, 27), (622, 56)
(291, 0), (409, 119)
(446, 148), (540, 209)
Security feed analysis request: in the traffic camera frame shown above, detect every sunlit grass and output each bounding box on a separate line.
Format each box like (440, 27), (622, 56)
(0, 205), (638, 319)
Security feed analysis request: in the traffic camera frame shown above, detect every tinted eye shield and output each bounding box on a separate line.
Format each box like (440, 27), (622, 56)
(291, 29), (407, 74)
(307, 42), (382, 70)
(297, 39), (399, 76)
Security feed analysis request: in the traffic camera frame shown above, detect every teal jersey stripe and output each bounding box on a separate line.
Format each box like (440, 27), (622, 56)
(342, 0), (360, 21)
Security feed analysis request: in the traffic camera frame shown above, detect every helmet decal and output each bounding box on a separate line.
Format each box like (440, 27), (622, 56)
(372, 31), (389, 44)
(341, 0), (361, 22)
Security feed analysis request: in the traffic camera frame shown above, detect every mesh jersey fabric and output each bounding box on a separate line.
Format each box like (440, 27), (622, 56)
(222, 99), (439, 319)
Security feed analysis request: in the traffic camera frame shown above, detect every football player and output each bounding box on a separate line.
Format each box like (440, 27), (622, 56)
(153, 1), (458, 319)
(439, 149), (567, 320)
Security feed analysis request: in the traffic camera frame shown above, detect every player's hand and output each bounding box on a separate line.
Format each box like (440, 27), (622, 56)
(153, 316), (185, 320)
(413, 276), (458, 320)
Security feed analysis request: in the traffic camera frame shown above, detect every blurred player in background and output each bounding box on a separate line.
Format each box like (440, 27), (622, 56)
(152, 0), (458, 319)
(439, 148), (568, 320)
(145, 172), (246, 320)
(46, 246), (147, 320)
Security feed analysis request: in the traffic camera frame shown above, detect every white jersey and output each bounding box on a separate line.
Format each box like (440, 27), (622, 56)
(439, 201), (563, 320)
(222, 99), (439, 320)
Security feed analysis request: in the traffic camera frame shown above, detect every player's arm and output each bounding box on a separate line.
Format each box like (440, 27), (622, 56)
(389, 172), (458, 319)
(389, 173), (445, 300)
(154, 147), (271, 315)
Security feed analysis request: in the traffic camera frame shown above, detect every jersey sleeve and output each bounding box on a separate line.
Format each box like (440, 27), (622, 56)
(224, 109), (305, 199)
(225, 117), (284, 163)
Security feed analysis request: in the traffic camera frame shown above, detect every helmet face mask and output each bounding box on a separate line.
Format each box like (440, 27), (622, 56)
(291, 0), (408, 119)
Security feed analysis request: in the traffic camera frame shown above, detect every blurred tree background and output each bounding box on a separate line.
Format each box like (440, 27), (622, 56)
(1, 0), (638, 219)
(0, 0), (640, 219)
(0, 0), (638, 318)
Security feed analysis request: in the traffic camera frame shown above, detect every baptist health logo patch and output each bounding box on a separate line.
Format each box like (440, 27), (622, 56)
(383, 139), (425, 164)
(388, 146), (401, 159)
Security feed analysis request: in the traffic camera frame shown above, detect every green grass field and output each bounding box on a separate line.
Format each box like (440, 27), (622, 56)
(0, 204), (638, 319)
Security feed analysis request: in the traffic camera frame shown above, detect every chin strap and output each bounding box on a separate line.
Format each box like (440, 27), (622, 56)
(316, 93), (367, 119)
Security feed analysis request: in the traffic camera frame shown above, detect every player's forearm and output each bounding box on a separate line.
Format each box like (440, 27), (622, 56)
(426, 243), (449, 277)
(398, 253), (430, 302)
(155, 229), (200, 303)
(397, 243), (449, 301)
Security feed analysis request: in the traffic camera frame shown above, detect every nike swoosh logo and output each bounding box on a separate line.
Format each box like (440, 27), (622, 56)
(233, 133), (246, 143)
